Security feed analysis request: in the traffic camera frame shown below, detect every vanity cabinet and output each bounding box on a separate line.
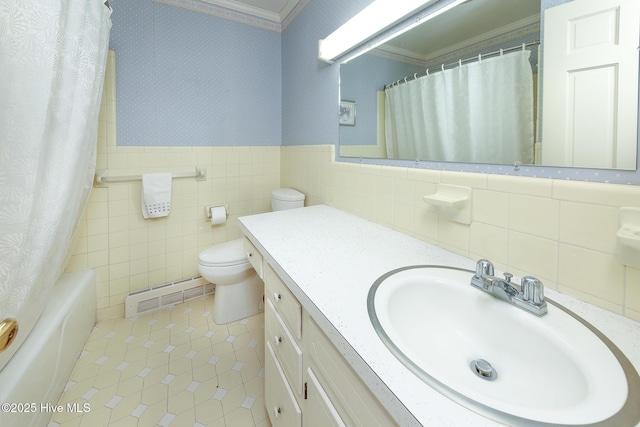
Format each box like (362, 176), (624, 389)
(243, 236), (264, 278)
(263, 263), (397, 427)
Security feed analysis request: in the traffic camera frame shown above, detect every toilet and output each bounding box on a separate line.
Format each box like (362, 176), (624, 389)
(198, 188), (305, 324)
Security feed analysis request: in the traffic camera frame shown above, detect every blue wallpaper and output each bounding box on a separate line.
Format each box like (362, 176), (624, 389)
(109, 0), (282, 146)
(281, 0), (372, 146)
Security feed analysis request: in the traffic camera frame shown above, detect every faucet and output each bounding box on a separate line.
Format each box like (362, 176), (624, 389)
(470, 259), (547, 316)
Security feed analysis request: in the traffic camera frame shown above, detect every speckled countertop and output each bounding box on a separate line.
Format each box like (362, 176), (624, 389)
(238, 205), (640, 426)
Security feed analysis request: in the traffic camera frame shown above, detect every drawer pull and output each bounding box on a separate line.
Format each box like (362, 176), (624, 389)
(246, 252), (253, 259)
(274, 335), (282, 346)
(273, 292), (282, 302)
(274, 406), (281, 418)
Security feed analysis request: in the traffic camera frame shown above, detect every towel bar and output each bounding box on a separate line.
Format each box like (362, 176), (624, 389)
(94, 166), (206, 187)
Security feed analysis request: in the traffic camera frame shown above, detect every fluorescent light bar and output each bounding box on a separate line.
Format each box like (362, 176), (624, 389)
(338, 0), (469, 64)
(318, 0), (435, 63)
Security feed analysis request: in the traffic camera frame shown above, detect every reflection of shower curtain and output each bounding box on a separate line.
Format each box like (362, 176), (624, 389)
(0, 0), (112, 370)
(385, 51), (534, 163)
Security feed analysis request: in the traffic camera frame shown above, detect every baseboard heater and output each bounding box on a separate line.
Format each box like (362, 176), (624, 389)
(125, 276), (214, 318)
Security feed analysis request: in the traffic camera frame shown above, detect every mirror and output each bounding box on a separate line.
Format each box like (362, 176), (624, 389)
(338, 0), (639, 171)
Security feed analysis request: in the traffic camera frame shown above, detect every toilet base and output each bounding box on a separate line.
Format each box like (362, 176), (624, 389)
(212, 273), (264, 325)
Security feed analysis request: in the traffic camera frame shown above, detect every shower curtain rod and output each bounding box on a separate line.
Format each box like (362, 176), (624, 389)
(385, 40), (540, 89)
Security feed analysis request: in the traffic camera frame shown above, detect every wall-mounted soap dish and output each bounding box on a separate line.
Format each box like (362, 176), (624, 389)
(423, 184), (472, 225)
(617, 207), (640, 268)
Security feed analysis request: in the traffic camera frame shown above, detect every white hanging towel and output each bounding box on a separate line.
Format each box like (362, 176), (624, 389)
(141, 173), (172, 218)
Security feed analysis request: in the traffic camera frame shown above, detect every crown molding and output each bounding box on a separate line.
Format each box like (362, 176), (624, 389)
(156, 0), (304, 32)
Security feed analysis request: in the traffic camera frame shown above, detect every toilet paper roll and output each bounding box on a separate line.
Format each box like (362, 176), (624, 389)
(210, 206), (227, 225)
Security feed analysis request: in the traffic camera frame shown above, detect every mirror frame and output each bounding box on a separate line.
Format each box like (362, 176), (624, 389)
(334, 0), (640, 185)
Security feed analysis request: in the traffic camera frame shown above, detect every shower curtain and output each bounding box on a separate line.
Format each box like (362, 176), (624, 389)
(385, 50), (534, 164)
(0, 0), (112, 370)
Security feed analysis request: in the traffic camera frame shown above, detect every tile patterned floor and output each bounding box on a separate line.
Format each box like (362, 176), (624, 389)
(49, 296), (270, 427)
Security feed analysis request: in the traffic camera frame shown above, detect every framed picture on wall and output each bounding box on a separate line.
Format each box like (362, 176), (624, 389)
(339, 100), (356, 126)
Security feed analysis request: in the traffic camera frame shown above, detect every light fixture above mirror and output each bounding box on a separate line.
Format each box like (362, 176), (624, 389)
(318, 0), (466, 63)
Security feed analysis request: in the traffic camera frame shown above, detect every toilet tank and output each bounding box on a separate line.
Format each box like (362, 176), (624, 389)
(272, 188), (305, 211)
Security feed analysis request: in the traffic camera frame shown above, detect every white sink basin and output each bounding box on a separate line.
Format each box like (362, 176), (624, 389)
(368, 266), (640, 426)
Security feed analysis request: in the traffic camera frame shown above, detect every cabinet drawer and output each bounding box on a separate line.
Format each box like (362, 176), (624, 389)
(265, 341), (302, 427)
(265, 264), (301, 340)
(266, 299), (303, 395)
(243, 237), (263, 279)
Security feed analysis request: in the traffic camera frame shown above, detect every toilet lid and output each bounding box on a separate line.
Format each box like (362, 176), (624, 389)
(272, 188), (305, 202)
(198, 238), (248, 267)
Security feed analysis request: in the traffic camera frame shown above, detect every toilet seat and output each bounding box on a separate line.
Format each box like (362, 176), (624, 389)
(198, 238), (248, 267)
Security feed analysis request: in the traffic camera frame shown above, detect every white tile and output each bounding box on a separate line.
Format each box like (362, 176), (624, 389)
(130, 403), (148, 418)
(162, 374), (176, 385)
(143, 340), (155, 348)
(158, 413), (176, 427)
(208, 355), (220, 365)
(212, 388), (227, 400)
(184, 327), (195, 333)
(82, 387), (99, 400)
(115, 362), (129, 371)
(138, 367), (153, 378)
(232, 362), (244, 372)
(104, 331), (117, 339)
(241, 396), (256, 409)
(105, 395), (123, 409)
(95, 356), (109, 365)
(163, 345), (176, 353)
(124, 335), (135, 343)
(225, 335), (236, 343)
(186, 381), (200, 393)
(185, 350), (197, 359)
(165, 322), (176, 329)
(205, 331), (214, 338)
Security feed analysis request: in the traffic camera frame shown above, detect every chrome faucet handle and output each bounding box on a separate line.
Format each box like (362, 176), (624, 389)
(521, 276), (544, 305)
(475, 259), (494, 278)
(503, 272), (513, 283)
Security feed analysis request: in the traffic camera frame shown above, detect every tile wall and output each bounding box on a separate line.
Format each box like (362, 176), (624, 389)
(281, 144), (640, 322)
(65, 52), (281, 321)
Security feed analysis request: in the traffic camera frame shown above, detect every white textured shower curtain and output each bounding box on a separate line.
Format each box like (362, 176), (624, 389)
(385, 50), (534, 163)
(0, 0), (112, 370)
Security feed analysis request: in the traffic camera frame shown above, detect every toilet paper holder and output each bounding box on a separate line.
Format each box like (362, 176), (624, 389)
(205, 204), (229, 221)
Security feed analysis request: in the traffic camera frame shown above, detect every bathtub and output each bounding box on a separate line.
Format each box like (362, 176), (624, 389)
(0, 269), (96, 427)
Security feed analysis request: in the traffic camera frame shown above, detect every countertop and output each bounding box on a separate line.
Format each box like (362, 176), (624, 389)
(238, 205), (640, 426)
